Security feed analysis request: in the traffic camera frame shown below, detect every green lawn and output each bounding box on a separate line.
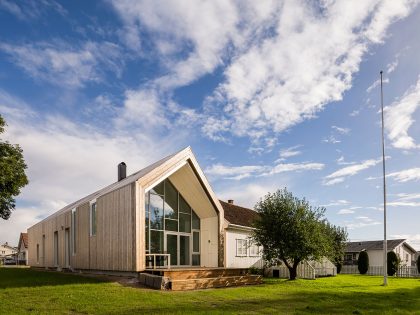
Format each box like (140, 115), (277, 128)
(1, 268), (420, 314)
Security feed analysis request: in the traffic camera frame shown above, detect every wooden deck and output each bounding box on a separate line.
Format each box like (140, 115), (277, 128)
(140, 268), (263, 291)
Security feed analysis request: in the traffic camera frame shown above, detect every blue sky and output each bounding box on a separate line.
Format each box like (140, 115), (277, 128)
(0, 0), (420, 249)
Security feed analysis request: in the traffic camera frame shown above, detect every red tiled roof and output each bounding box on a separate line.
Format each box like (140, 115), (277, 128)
(19, 233), (28, 249)
(220, 200), (259, 228)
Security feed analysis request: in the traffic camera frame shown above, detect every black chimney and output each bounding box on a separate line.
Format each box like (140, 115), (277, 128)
(228, 199), (234, 204)
(118, 162), (126, 181)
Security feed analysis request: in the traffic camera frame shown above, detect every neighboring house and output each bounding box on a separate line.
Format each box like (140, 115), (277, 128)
(344, 239), (417, 267)
(17, 233), (28, 265)
(0, 242), (17, 263)
(28, 147), (226, 271)
(221, 200), (262, 268)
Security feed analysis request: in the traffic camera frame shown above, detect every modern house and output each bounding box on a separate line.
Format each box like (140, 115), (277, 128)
(27, 147), (264, 291)
(28, 147), (226, 272)
(344, 239), (417, 267)
(17, 233), (28, 265)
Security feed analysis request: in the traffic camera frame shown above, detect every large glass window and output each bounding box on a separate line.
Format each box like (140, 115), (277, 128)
(192, 210), (200, 230)
(149, 193), (164, 230)
(150, 230), (164, 253)
(145, 179), (201, 266)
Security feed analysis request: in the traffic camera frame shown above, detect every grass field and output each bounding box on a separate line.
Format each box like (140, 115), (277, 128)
(1, 268), (420, 314)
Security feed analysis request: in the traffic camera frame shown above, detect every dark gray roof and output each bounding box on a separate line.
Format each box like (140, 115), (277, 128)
(345, 239), (415, 253)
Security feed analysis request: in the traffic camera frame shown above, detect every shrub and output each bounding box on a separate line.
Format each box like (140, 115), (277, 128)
(387, 251), (399, 276)
(249, 267), (263, 275)
(357, 251), (369, 274)
(417, 256), (420, 274)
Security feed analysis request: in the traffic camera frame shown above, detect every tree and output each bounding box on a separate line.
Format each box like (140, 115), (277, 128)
(252, 188), (346, 280)
(0, 115), (28, 219)
(387, 251), (399, 276)
(357, 251), (369, 274)
(324, 222), (347, 274)
(417, 256), (420, 274)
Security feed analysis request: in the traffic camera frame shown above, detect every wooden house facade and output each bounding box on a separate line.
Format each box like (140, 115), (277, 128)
(27, 147), (225, 272)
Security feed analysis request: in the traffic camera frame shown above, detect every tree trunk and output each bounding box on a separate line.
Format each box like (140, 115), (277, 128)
(288, 266), (297, 280)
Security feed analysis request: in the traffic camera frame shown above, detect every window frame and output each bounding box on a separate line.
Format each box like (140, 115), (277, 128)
(71, 208), (76, 255)
(249, 242), (260, 257)
(90, 200), (97, 236)
(236, 239), (248, 257)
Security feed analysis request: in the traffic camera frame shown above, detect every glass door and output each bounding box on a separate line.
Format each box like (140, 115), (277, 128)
(166, 233), (178, 267)
(179, 235), (190, 266)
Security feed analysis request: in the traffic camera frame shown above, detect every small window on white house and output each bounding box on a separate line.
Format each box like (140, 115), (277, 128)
(236, 239), (247, 257)
(90, 202), (97, 236)
(406, 254), (409, 262)
(36, 244), (39, 263)
(249, 243), (260, 257)
(71, 208), (76, 254)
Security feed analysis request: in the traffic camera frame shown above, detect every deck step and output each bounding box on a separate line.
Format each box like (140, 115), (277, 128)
(163, 268), (250, 280)
(170, 275), (262, 291)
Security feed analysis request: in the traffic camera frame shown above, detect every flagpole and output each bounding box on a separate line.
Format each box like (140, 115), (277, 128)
(380, 70), (388, 286)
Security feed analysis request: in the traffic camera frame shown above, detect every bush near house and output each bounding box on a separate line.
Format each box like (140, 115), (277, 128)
(358, 251), (369, 274)
(387, 251), (399, 276)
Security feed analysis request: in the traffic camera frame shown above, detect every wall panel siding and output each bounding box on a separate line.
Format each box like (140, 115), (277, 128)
(28, 183), (136, 271)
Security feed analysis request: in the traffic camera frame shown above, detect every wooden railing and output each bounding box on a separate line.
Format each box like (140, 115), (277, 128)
(145, 254), (171, 270)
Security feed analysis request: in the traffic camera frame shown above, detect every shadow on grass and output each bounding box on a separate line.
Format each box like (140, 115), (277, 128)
(0, 267), (107, 289)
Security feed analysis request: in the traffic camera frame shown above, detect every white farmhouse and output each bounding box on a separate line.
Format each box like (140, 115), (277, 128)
(344, 239), (417, 267)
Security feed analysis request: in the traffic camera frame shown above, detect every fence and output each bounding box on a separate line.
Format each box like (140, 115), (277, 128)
(269, 261), (316, 279)
(260, 258), (337, 279)
(341, 265), (420, 278)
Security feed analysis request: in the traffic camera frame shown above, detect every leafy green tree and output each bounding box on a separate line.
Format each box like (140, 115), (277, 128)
(252, 188), (346, 280)
(417, 256), (420, 274)
(0, 115), (28, 219)
(387, 251), (399, 276)
(357, 251), (369, 274)
(324, 222), (347, 273)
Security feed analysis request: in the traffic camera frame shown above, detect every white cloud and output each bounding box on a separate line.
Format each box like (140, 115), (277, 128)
(0, 90), (184, 244)
(110, 0), (419, 141)
(0, 0), (66, 20)
(387, 168), (420, 182)
(395, 192), (420, 201)
(321, 199), (350, 207)
(350, 109), (360, 117)
(205, 160), (324, 180)
(345, 215), (381, 230)
(266, 162), (324, 176)
(217, 183), (279, 210)
(336, 156), (355, 165)
(278, 145), (302, 159)
(0, 41), (123, 88)
(205, 164), (266, 181)
(385, 77), (420, 150)
(322, 136), (341, 144)
(366, 77), (389, 93)
(338, 209), (355, 215)
(387, 201), (420, 207)
(324, 158), (382, 185)
(332, 126), (350, 135)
